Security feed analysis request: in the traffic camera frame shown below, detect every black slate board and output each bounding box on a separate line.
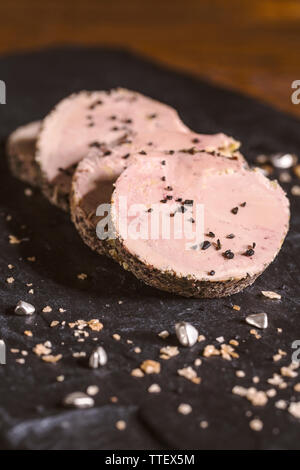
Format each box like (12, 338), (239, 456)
(0, 46), (300, 450)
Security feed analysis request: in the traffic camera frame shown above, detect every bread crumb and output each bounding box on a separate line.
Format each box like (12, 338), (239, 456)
(77, 273), (87, 280)
(158, 330), (169, 339)
(115, 420), (126, 430)
(42, 306), (52, 313)
(41, 354), (62, 363)
(86, 385), (99, 396)
(148, 383), (161, 393)
(6, 277), (15, 284)
(178, 403), (192, 415)
(249, 418), (263, 431)
(24, 330), (32, 337)
(140, 360), (161, 374)
(261, 290), (281, 300)
(131, 368), (144, 378)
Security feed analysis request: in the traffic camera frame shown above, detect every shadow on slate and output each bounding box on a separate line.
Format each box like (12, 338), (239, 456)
(0, 46), (299, 450)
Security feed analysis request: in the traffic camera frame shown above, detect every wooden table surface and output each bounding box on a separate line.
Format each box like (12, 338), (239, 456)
(1, 0), (300, 117)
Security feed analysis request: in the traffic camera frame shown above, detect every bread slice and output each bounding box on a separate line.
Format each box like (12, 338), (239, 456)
(71, 130), (241, 256)
(6, 121), (41, 186)
(36, 88), (190, 211)
(110, 151), (289, 298)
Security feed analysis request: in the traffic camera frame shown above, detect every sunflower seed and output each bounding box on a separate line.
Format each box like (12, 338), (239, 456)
(88, 346), (107, 368)
(246, 313), (268, 329)
(270, 152), (297, 169)
(175, 322), (199, 347)
(14, 300), (35, 316)
(63, 392), (94, 409)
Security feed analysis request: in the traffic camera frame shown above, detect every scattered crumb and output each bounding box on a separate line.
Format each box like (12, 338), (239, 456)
(27, 256), (36, 262)
(199, 420), (208, 429)
(236, 370), (245, 378)
(291, 185), (300, 196)
(10, 348), (19, 353)
(220, 344), (239, 360)
(86, 385), (99, 396)
(115, 420), (126, 431)
(112, 333), (121, 341)
(28, 289), (34, 294)
(6, 277), (15, 284)
(281, 365), (298, 378)
(59, 308), (66, 313)
(279, 171), (292, 183)
(24, 330), (32, 337)
(232, 386), (268, 406)
(198, 335), (206, 342)
(252, 376), (260, 384)
(88, 319), (103, 332)
(261, 290), (281, 300)
(275, 400), (287, 410)
(33, 343), (51, 356)
(216, 336), (225, 343)
(9, 235), (21, 244)
(177, 366), (201, 384)
(50, 321), (59, 327)
(158, 330), (169, 339)
(229, 339), (239, 347)
(16, 358), (25, 364)
(178, 403), (192, 415)
(131, 368), (144, 378)
(266, 388), (277, 398)
(160, 345), (179, 359)
(140, 360), (161, 374)
(134, 347), (141, 354)
(203, 345), (220, 357)
(56, 375), (64, 382)
(148, 383), (161, 393)
(288, 402), (300, 419)
(250, 329), (261, 339)
(194, 358), (202, 367)
(110, 396), (118, 403)
(249, 418), (263, 431)
(42, 306), (52, 313)
(72, 351), (86, 358)
(41, 354), (62, 363)
(233, 305), (241, 311)
(294, 383), (300, 392)
(24, 188), (33, 197)
(8, 264), (14, 269)
(293, 164), (300, 178)
(77, 273), (87, 280)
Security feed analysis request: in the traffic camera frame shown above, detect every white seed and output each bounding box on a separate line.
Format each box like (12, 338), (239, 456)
(63, 392), (94, 409)
(88, 346), (107, 368)
(14, 300), (35, 316)
(270, 152), (297, 169)
(246, 313), (268, 329)
(175, 322), (199, 347)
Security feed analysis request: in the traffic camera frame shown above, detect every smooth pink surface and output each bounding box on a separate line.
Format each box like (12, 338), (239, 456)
(37, 89), (190, 183)
(112, 152), (289, 281)
(73, 129), (241, 216)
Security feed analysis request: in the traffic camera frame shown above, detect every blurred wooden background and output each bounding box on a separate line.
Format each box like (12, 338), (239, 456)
(1, 0), (300, 116)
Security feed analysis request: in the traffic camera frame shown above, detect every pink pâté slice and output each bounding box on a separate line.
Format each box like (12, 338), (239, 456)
(71, 130), (242, 255)
(110, 151), (289, 298)
(36, 88), (190, 211)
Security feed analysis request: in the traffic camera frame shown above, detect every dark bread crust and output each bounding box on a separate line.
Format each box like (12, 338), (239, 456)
(7, 149), (39, 186)
(110, 235), (264, 298)
(6, 121), (41, 187)
(70, 183), (107, 254)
